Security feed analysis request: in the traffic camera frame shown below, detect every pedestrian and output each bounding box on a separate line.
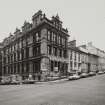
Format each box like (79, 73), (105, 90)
(38, 71), (41, 81)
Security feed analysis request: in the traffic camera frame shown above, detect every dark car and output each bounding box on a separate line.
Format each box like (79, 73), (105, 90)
(88, 72), (96, 76)
(22, 79), (35, 84)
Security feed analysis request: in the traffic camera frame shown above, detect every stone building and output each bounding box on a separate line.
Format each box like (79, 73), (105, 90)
(97, 49), (105, 72)
(1, 10), (69, 81)
(80, 42), (105, 73)
(68, 41), (81, 74)
(0, 43), (3, 81)
(68, 40), (89, 74)
(85, 42), (105, 72)
(78, 47), (89, 73)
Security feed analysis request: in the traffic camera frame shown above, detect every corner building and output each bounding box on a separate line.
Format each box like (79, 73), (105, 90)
(2, 10), (69, 80)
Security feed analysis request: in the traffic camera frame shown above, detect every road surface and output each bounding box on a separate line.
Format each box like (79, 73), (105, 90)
(0, 74), (105, 105)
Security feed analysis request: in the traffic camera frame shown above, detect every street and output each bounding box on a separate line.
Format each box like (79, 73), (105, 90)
(0, 74), (105, 105)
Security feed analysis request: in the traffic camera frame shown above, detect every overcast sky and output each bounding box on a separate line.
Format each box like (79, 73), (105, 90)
(0, 0), (105, 50)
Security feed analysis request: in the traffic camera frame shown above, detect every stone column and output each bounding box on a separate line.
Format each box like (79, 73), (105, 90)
(40, 28), (50, 80)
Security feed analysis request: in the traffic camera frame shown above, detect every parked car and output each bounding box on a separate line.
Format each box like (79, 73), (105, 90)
(0, 79), (11, 85)
(80, 73), (89, 78)
(88, 72), (96, 76)
(22, 79), (35, 84)
(10, 80), (21, 85)
(68, 74), (80, 80)
(97, 71), (104, 75)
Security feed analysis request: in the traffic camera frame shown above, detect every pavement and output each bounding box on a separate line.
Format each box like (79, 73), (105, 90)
(0, 74), (105, 105)
(36, 78), (68, 84)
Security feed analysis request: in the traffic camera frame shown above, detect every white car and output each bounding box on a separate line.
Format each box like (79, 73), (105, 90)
(68, 74), (80, 80)
(10, 80), (21, 85)
(98, 71), (104, 75)
(80, 73), (89, 78)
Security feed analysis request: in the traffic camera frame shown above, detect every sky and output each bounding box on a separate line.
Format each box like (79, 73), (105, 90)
(0, 0), (105, 50)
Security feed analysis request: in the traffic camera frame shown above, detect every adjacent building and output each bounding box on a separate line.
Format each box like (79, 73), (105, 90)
(68, 40), (89, 74)
(0, 43), (3, 81)
(79, 42), (105, 73)
(86, 42), (105, 72)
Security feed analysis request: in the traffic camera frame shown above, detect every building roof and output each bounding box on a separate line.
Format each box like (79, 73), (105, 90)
(1, 10), (70, 47)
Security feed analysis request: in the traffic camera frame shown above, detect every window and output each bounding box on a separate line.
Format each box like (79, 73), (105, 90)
(24, 49), (26, 58)
(53, 33), (56, 42)
(14, 53), (16, 61)
(16, 52), (18, 61)
(57, 35), (59, 44)
(47, 46), (49, 54)
(6, 49), (8, 54)
(47, 46), (52, 55)
(23, 38), (26, 47)
(53, 47), (55, 56)
(53, 47), (57, 56)
(33, 46), (40, 56)
(29, 47), (33, 57)
(9, 47), (11, 53)
(27, 35), (33, 44)
(36, 32), (40, 42)
(55, 48), (57, 56)
(19, 40), (22, 48)
(17, 51), (19, 60)
(60, 36), (62, 45)
(70, 61), (72, 68)
(26, 47), (29, 58)
(74, 62), (77, 67)
(70, 51), (72, 60)
(58, 36), (60, 44)
(59, 49), (62, 57)
(55, 33), (57, 43)
(74, 52), (76, 61)
(52, 32), (54, 41)
(65, 39), (67, 47)
(15, 43), (18, 50)
(37, 46), (40, 55)
(33, 47), (36, 56)
(22, 49), (26, 59)
(78, 54), (80, 62)
(47, 31), (50, 41)
(64, 50), (67, 58)
(11, 55), (13, 62)
(3, 57), (6, 64)
(23, 62), (27, 73)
